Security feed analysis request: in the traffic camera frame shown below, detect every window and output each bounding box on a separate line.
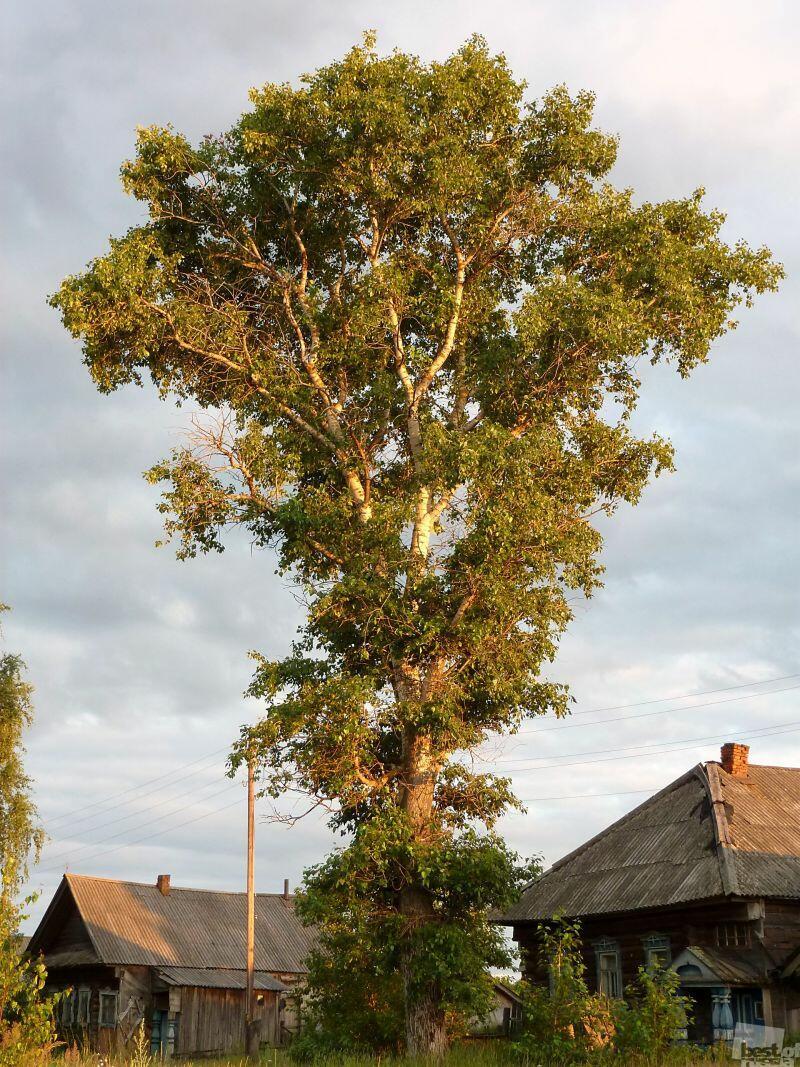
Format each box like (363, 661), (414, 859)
(642, 934), (672, 970)
(77, 989), (91, 1026)
(594, 939), (622, 998)
(716, 922), (751, 947)
(61, 990), (76, 1026)
(99, 991), (118, 1028)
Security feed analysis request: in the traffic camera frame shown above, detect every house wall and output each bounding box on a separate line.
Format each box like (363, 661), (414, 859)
(514, 897), (800, 1038)
(515, 900), (765, 992)
(514, 899), (774, 992)
(47, 966), (120, 1052)
(174, 986), (281, 1055)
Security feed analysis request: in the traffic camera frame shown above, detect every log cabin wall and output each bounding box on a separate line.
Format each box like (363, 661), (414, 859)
(48, 967), (119, 1051)
(763, 900), (800, 962)
(514, 899), (770, 992)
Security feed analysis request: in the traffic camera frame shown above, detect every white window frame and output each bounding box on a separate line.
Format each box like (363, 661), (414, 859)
(594, 938), (623, 999)
(642, 934), (672, 971)
(99, 990), (118, 1028)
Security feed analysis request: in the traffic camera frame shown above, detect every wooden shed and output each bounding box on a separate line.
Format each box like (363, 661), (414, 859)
(27, 873), (315, 1055)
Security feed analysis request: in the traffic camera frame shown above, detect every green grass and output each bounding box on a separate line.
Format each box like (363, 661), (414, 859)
(46, 1042), (731, 1067)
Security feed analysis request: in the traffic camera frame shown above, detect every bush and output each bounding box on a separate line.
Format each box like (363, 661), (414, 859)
(612, 964), (691, 1062)
(0, 895), (61, 1067)
(513, 920), (612, 1064)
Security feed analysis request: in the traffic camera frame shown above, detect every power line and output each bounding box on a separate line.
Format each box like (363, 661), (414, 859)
(37, 795), (244, 877)
(44, 763), (232, 838)
(43, 747), (230, 829)
(37, 671), (799, 832)
(515, 681), (800, 736)
(518, 788), (654, 803)
(41, 781), (241, 867)
(568, 671), (800, 717)
(494, 721), (800, 772)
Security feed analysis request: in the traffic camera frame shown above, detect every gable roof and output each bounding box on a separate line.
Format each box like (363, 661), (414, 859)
(28, 874), (315, 974)
(502, 759), (800, 922)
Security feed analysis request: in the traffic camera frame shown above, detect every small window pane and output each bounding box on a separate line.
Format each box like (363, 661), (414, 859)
(99, 992), (117, 1027)
(716, 922), (751, 947)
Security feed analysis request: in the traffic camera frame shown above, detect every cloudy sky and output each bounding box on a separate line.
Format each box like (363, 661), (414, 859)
(2, 0), (799, 934)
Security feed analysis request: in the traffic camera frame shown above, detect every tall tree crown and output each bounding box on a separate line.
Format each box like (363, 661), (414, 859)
(52, 37), (779, 819)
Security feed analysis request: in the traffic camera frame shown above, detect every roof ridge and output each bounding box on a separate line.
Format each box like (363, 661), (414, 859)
(66, 874), (295, 898)
(699, 761), (740, 896)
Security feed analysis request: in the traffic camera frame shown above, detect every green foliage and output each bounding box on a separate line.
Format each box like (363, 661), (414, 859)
(515, 922), (697, 1066)
(49, 34), (781, 1052)
(0, 608), (57, 1066)
(0, 896), (60, 1067)
(612, 965), (691, 1061)
(514, 920), (610, 1063)
(0, 607), (44, 896)
(293, 815), (539, 1055)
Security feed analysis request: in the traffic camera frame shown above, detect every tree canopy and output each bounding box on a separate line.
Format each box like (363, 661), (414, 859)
(0, 606), (43, 896)
(50, 35), (781, 1053)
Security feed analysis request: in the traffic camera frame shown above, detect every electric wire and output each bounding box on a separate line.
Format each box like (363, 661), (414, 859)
(37, 796), (244, 877)
(43, 748), (230, 830)
(41, 781), (241, 866)
(514, 681), (800, 736)
(566, 672), (800, 716)
(38, 671), (798, 830)
(494, 721), (800, 772)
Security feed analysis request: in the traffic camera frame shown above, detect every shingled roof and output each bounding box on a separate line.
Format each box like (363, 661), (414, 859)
(502, 755), (800, 923)
(28, 874), (315, 974)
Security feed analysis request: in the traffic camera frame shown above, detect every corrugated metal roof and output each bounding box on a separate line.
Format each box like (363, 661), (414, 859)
(502, 760), (800, 923)
(52, 875), (315, 973)
(156, 967), (287, 991)
(674, 946), (765, 985)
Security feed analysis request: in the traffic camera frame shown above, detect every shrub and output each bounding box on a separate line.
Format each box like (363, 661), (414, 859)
(0, 895), (61, 1067)
(612, 964), (691, 1061)
(513, 920), (612, 1064)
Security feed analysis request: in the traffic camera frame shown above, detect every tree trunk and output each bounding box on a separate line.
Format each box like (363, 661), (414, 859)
(398, 729), (448, 1056)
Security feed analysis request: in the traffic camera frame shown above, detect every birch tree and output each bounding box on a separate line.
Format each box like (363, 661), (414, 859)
(50, 36), (780, 1053)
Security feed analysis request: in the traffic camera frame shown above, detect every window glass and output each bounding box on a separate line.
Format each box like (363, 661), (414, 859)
(77, 989), (91, 1026)
(61, 990), (76, 1025)
(597, 948), (622, 998)
(643, 934), (672, 970)
(99, 992), (117, 1028)
(715, 922), (751, 947)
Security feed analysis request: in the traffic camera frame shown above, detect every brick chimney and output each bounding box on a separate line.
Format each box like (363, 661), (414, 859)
(720, 743), (750, 777)
(156, 874), (171, 896)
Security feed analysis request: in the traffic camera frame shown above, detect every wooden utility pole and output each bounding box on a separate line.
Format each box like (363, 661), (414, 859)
(245, 756), (259, 1059)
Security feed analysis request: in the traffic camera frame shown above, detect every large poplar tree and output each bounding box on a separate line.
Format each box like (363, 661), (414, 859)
(51, 37), (780, 1053)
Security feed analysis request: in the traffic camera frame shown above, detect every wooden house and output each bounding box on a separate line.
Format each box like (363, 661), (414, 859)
(500, 744), (800, 1044)
(27, 873), (315, 1056)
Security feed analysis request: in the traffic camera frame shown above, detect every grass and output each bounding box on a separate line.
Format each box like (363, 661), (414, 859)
(45, 1041), (732, 1067)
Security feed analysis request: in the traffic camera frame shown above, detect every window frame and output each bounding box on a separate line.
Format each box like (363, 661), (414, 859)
(98, 990), (118, 1028)
(642, 934), (672, 971)
(715, 922), (751, 948)
(76, 988), (91, 1027)
(61, 989), (76, 1026)
(593, 938), (623, 999)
